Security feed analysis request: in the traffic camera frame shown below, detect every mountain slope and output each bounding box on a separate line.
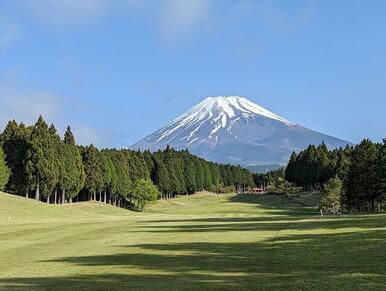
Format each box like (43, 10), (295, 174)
(131, 96), (351, 166)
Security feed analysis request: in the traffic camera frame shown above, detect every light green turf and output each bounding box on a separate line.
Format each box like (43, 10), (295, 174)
(0, 191), (385, 290)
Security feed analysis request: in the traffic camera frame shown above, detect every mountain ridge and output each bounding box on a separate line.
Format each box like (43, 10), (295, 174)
(131, 96), (352, 166)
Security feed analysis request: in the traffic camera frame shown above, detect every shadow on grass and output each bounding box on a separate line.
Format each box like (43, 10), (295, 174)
(133, 213), (386, 234)
(229, 193), (318, 214)
(0, 215), (386, 290)
(1, 194), (385, 290)
(1, 227), (385, 290)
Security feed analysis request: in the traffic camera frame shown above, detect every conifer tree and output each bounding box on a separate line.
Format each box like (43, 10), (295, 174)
(153, 155), (170, 198)
(48, 124), (62, 203)
(61, 126), (85, 203)
(184, 155), (197, 194)
(0, 120), (31, 195)
(82, 144), (103, 200)
(375, 139), (386, 212)
(0, 148), (10, 191)
(99, 150), (113, 202)
(109, 150), (130, 205)
(346, 139), (379, 212)
(27, 116), (58, 201)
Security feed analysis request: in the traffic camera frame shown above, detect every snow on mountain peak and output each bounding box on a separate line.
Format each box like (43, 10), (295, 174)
(173, 96), (291, 125)
(152, 96), (292, 145)
(131, 95), (352, 166)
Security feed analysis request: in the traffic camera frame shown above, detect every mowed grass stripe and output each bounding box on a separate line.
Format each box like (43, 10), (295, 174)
(0, 191), (385, 290)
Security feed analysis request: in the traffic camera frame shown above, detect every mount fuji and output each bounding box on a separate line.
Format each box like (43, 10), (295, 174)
(131, 96), (352, 169)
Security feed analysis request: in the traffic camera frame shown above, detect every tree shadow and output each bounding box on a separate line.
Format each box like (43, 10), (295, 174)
(130, 214), (386, 234)
(228, 193), (319, 216)
(1, 228), (385, 290)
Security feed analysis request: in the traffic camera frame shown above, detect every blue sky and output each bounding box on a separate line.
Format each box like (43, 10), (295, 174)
(1, 0), (386, 148)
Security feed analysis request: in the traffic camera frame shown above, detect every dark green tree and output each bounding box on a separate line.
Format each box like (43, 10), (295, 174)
(59, 126), (85, 203)
(153, 155), (170, 199)
(82, 144), (103, 201)
(0, 121), (31, 196)
(27, 116), (59, 201)
(346, 139), (379, 212)
(0, 147), (10, 191)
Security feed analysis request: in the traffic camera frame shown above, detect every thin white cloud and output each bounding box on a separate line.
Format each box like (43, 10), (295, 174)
(158, 0), (213, 43)
(23, 0), (108, 27)
(3, 0), (215, 45)
(0, 85), (59, 126)
(0, 19), (22, 50)
(72, 125), (101, 146)
(250, 0), (315, 32)
(0, 80), (119, 147)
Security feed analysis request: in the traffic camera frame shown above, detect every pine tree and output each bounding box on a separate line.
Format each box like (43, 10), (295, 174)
(48, 124), (62, 203)
(0, 120), (31, 195)
(346, 139), (379, 212)
(285, 151), (297, 183)
(143, 150), (155, 177)
(194, 159), (205, 191)
(0, 147), (10, 191)
(27, 116), (59, 201)
(60, 126), (85, 203)
(99, 150), (113, 202)
(109, 150), (130, 205)
(375, 139), (386, 212)
(184, 155), (197, 194)
(82, 144), (103, 200)
(153, 156), (170, 199)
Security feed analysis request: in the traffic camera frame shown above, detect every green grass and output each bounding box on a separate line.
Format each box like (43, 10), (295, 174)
(0, 191), (385, 290)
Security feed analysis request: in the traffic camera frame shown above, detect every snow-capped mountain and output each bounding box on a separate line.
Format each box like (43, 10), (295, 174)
(131, 96), (352, 167)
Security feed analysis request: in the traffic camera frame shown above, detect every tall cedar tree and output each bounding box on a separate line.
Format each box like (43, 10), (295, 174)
(0, 121), (31, 195)
(0, 147), (10, 191)
(62, 126), (85, 203)
(48, 124), (62, 203)
(346, 139), (379, 212)
(27, 116), (59, 201)
(82, 144), (103, 200)
(153, 155), (170, 198)
(376, 139), (386, 210)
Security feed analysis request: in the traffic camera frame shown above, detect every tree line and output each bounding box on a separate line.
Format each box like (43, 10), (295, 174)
(285, 140), (386, 213)
(0, 116), (254, 210)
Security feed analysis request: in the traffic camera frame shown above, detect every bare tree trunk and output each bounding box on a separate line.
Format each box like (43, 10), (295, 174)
(69, 197), (72, 203)
(104, 190), (107, 203)
(35, 183), (40, 201)
(62, 188), (66, 204)
(25, 188), (29, 198)
(99, 190), (102, 202)
(46, 196), (49, 204)
(54, 188), (57, 205)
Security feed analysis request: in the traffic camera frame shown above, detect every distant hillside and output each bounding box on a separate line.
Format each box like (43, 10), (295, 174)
(246, 164), (284, 173)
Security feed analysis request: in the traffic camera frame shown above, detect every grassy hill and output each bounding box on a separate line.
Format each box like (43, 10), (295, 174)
(0, 191), (132, 224)
(0, 191), (385, 290)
